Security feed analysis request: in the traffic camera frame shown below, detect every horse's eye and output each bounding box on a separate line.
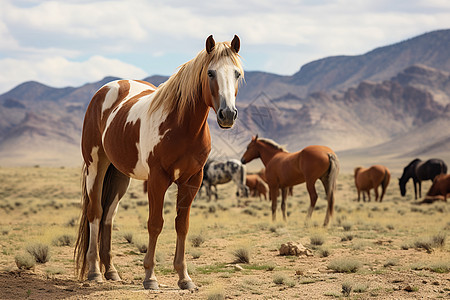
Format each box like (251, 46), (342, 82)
(235, 70), (241, 79)
(207, 70), (215, 78)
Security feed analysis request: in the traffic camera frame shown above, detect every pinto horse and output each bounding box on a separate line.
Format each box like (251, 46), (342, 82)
(398, 158), (447, 200)
(75, 35), (243, 290)
(241, 136), (339, 226)
(354, 165), (390, 202)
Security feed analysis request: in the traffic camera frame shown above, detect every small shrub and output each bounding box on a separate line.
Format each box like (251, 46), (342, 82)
(52, 234), (75, 247)
(207, 286), (225, 300)
(310, 234), (325, 246)
(136, 242), (147, 253)
(190, 234), (205, 247)
(386, 224), (395, 230)
(273, 273), (287, 285)
(431, 232), (446, 248)
(383, 258), (398, 268)
(353, 283), (368, 293)
(341, 233), (354, 242)
(15, 253), (36, 270)
(342, 222), (353, 231)
(428, 261), (450, 273)
(342, 281), (353, 297)
(232, 247), (250, 264)
(414, 238), (433, 253)
(123, 232), (133, 244)
(328, 258), (361, 273)
(65, 217), (77, 227)
(190, 249), (202, 259)
(26, 243), (50, 263)
(266, 262), (276, 271)
(318, 247), (331, 258)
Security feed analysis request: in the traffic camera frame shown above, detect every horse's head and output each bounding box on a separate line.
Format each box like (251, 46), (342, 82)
(203, 35), (243, 129)
(241, 135), (260, 164)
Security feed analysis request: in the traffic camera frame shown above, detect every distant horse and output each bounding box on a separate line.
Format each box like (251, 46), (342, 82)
(241, 136), (339, 226)
(75, 35), (243, 290)
(201, 159), (249, 201)
(424, 174), (450, 202)
(399, 158), (447, 199)
(354, 165), (390, 202)
(246, 174), (268, 201)
(257, 168), (293, 196)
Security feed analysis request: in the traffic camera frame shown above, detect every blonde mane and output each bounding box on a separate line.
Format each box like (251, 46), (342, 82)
(258, 138), (287, 152)
(149, 41), (244, 123)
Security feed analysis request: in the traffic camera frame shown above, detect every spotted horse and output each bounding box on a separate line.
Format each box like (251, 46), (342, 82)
(201, 159), (249, 202)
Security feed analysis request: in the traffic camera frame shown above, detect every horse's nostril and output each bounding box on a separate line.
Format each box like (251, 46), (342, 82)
(218, 109), (224, 120)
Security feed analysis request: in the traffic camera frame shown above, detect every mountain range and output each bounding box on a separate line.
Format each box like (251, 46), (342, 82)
(0, 29), (449, 173)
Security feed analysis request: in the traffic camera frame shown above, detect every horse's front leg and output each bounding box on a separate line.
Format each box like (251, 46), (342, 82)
(174, 171), (202, 290)
(143, 170), (171, 290)
(413, 180), (418, 200)
(418, 181), (422, 199)
(269, 186), (279, 221)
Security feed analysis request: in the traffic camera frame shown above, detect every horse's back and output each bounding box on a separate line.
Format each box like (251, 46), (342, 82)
(417, 159), (447, 180)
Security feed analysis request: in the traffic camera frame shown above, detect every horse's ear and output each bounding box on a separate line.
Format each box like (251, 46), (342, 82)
(231, 35), (240, 53)
(206, 35), (215, 54)
(255, 134), (258, 140)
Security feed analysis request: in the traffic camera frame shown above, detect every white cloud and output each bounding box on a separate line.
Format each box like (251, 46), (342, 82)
(0, 0), (449, 92)
(0, 56), (147, 92)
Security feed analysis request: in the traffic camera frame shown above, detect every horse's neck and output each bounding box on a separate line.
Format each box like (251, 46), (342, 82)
(258, 145), (282, 166)
(176, 97), (210, 136)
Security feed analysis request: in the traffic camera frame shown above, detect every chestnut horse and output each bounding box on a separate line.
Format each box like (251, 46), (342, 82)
(241, 136), (339, 226)
(246, 174), (268, 201)
(354, 165), (390, 202)
(425, 174), (450, 202)
(75, 35), (243, 290)
(399, 158), (447, 199)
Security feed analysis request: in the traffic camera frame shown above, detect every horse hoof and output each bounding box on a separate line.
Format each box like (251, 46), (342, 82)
(87, 272), (103, 282)
(104, 270), (121, 281)
(143, 279), (159, 290)
(178, 279), (197, 290)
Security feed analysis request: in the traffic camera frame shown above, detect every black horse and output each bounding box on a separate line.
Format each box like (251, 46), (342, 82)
(398, 158), (448, 199)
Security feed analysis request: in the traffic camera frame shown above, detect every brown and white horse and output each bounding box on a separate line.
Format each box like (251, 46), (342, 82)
(75, 35), (243, 290)
(241, 136), (339, 226)
(354, 165), (390, 202)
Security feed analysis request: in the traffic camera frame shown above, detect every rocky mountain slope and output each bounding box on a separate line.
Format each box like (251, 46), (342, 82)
(0, 30), (449, 172)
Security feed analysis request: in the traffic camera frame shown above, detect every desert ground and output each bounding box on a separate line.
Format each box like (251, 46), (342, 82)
(0, 166), (449, 299)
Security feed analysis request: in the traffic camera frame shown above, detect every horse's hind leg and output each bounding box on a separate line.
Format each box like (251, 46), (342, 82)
(85, 151), (111, 282)
(280, 187), (288, 221)
(100, 164), (130, 281)
(306, 180), (318, 221)
(374, 186), (379, 202)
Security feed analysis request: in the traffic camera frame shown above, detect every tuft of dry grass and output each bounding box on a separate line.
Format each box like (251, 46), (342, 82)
(123, 232), (133, 244)
(342, 281), (353, 297)
(190, 234), (205, 247)
(310, 233), (325, 246)
(26, 243), (50, 263)
(15, 253), (36, 270)
(52, 234), (74, 247)
(328, 258), (361, 273)
(232, 247), (250, 264)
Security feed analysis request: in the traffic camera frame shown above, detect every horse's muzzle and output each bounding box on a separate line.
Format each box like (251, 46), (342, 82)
(217, 107), (237, 128)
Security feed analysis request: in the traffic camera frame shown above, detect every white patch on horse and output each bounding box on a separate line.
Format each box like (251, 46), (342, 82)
(86, 146), (100, 194)
(104, 195), (121, 225)
(209, 57), (238, 109)
(101, 81), (120, 117)
(174, 169), (181, 181)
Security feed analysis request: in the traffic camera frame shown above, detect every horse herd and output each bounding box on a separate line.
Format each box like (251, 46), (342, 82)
(74, 35), (449, 290)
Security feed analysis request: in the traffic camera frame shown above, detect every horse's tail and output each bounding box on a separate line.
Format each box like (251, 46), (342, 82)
(381, 169), (390, 190)
(74, 163), (90, 280)
(326, 153), (340, 218)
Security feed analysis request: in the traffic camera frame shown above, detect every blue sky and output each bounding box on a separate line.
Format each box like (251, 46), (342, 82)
(0, 0), (449, 94)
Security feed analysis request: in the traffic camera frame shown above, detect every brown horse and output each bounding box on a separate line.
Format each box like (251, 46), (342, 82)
(354, 165), (390, 202)
(241, 136), (339, 226)
(246, 174), (268, 201)
(425, 174), (450, 202)
(75, 35), (243, 290)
